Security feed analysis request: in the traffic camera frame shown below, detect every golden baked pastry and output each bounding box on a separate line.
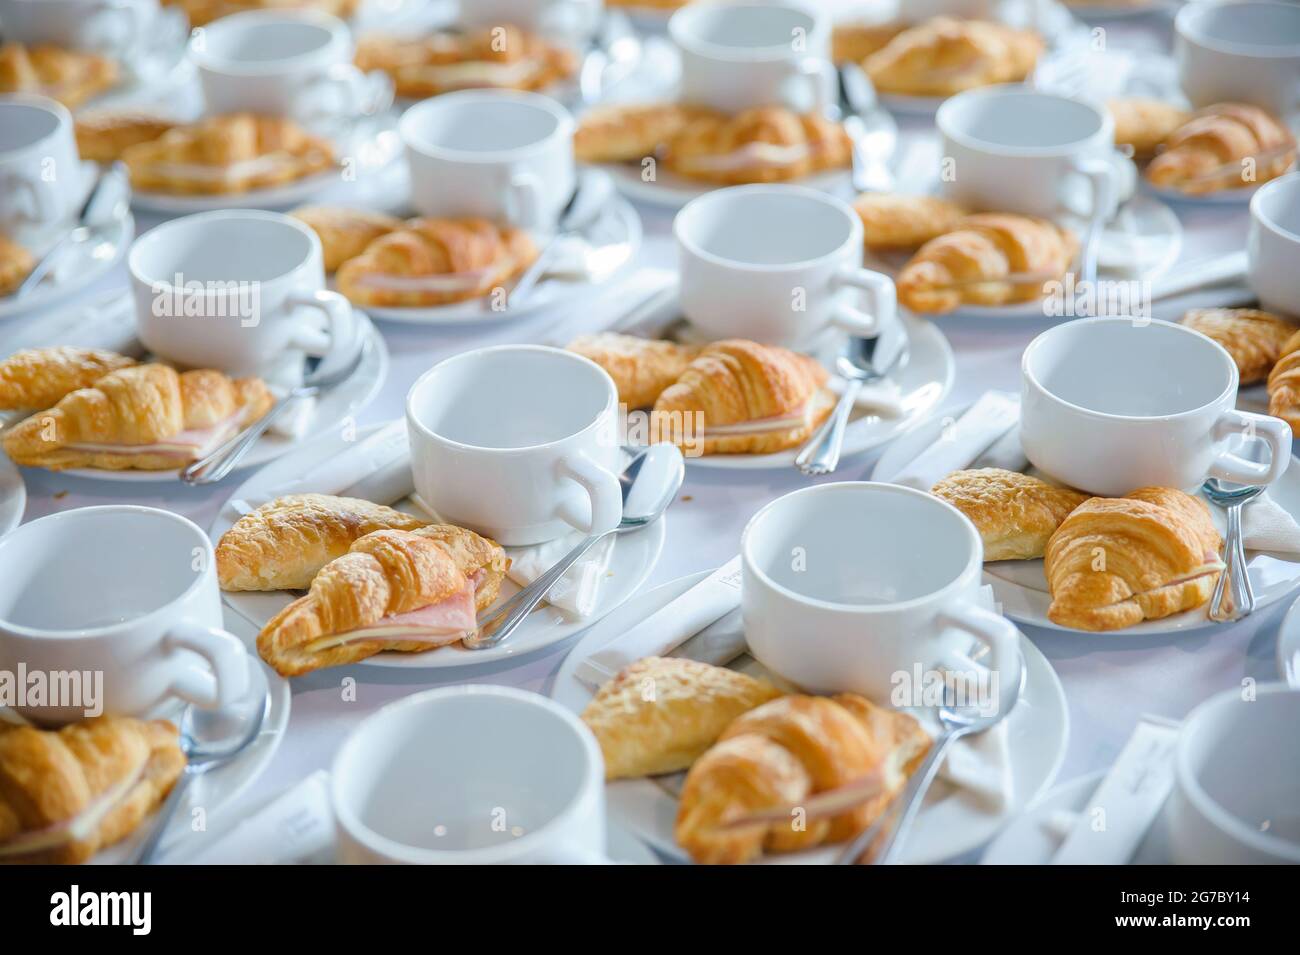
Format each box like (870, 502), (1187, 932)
(932, 468), (1090, 561)
(852, 192), (966, 250)
(74, 110), (178, 163)
(1044, 486), (1223, 631)
(290, 206), (402, 272)
(1268, 329), (1300, 435)
(1182, 307), (1295, 386)
(652, 339), (834, 455)
(897, 213), (1078, 314)
(0, 717), (185, 864)
(663, 107), (851, 185)
(606, 0), (686, 7)
(675, 694), (929, 865)
(2, 363), (272, 471)
(1108, 97), (1189, 159)
(0, 346), (136, 412)
(832, 21), (906, 65)
(565, 333), (701, 409)
(0, 236), (35, 298)
(581, 657), (783, 780)
(335, 217), (538, 308)
(217, 494), (430, 592)
(1146, 103), (1296, 196)
(865, 17), (1043, 97)
(355, 26), (577, 99)
(122, 113), (334, 196)
(256, 526), (509, 676)
(162, 0), (360, 27)
(0, 42), (119, 108)
(574, 102), (716, 164)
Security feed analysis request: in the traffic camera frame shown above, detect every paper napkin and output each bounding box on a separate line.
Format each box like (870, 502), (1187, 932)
(172, 771), (335, 865)
(889, 391), (1020, 490)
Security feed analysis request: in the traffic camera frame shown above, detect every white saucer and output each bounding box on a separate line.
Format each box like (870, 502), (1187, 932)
(0, 451), (25, 536)
(872, 402), (1300, 636)
(1275, 594), (1300, 688)
(551, 570), (1070, 865)
(209, 421), (667, 670)
(598, 161), (853, 210)
(362, 197), (642, 325)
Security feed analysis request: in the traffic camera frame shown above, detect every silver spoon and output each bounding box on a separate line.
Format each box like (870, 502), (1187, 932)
(1203, 477), (1265, 622)
(836, 63), (897, 194)
(133, 661), (270, 864)
(464, 443), (684, 650)
(502, 170), (614, 309)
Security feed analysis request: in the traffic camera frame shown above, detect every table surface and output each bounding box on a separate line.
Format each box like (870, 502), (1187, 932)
(5, 11), (1289, 862)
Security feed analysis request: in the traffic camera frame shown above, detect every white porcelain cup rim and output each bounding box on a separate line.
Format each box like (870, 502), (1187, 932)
(1176, 0), (1300, 59)
(674, 183), (863, 273)
(1023, 317), (1239, 423)
(399, 89), (574, 164)
(669, 1), (822, 62)
(937, 84), (1108, 158)
(1250, 172), (1300, 243)
(330, 684), (604, 863)
(0, 505), (213, 639)
(1176, 683), (1300, 862)
(189, 8), (348, 74)
(741, 481), (983, 614)
(406, 344), (618, 454)
(0, 94), (73, 159)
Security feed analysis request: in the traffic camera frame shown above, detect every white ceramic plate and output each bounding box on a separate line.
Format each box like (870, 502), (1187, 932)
(210, 422), (667, 670)
(0, 451), (25, 536)
(551, 570), (1070, 865)
(872, 401), (1300, 636)
(1276, 594), (1300, 688)
(361, 198), (642, 325)
(56, 312), (388, 483)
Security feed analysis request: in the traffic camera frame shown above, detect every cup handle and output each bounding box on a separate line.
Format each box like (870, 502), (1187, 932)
(556, 452), (622, 536)
(507, 171), (545, 231)
(1069, 155), (1118, 288)
(934, 599), (1021, 714)
(164, 619), (248, 710)
(285, 289), (360, 370)
(794, 57), (836, 114)
(300, 64), (393, 122)
(3, 174), (58, 225)
(1210, 409), (1293, 486)
(828, 265), (896, 338)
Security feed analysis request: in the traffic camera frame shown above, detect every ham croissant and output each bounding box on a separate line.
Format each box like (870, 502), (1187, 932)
(932, 468), (1089, 561)
(663, 107), (850, 185)
(1146, 103), (1296, 195)
(565, 333), (701, 409)
(1182, 307), (1295, 386)
(1268, 329), (1300, 435)
(0, 346), (136, 412)
(256, 525), (509, 676)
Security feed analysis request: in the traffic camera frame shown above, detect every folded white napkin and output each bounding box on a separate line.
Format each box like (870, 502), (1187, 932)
(172, 771), (335, 865)
(889, 391), (1021, 490)
(257, 348), (318, 442)
(1221, 494), (1300, 557)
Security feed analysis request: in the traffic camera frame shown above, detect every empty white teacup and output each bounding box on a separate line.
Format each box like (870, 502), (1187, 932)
(675, 184), (895, 346)
(0, 95), (83, 233)
(406, 345), (623, 546)
(1248, 173), (1300, 318)
(741, 482), (1021, 705)
(0, 0), (181, 58)
(128, 209), (358, 377)
(332, 685), (609, 864)
(1167, 683), (1300, 864)
(669, 1), (834, 114)
(191, 10), (391, 124)
(400, 90), (576, 230)
(0, 506), (249, 727)
(1176, 0), (1300, 117)
(1020, 317), (1292, 497)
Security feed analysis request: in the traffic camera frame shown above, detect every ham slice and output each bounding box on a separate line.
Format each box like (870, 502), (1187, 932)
(704, 402), (813, 437)
(0, 757), (147, 858)
(682, 143), (811, 173)
(65, 408), (247, 461)
(303, 574), (481, 653)
(351, 267), (499, 293)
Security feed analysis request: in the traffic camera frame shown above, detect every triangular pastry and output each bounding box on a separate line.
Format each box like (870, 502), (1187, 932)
(580, 657), (783, 780)
(2, 363), (273, 471)
(289, 206), (402, 272)
(574, 102), (717, 164)
(931, 468), (1089, 561)
(566, 333), (701, 409)
(652, 339), (835, 455)
(0, 717), (185, 864)
(0, 236), (35, 298)
(1044, 486), (1224, 631)
(256, 526), (509, 676)
(1182, 307), (1296, 386)
(1268, 329), (1300, 435)
(0, 42), (119, 108)
(0, 346), (136, 413)
(664, 107), (851, 184)
(864, 17), (1043, 97)
(1146, 103), (1296, 196)
(75, 110), (179, 164)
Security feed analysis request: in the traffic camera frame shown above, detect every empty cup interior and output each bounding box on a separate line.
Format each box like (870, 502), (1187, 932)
(1183, 1), (1300, 51)
(678, 188), (853, 266)
(0, 101), (62, 154)
(402, 96), (563, 155)
(943, 90), (1103, 150)
(131, 213), (315, 286)
(200, 17), (337, 65)
(675, 3), (817, 53)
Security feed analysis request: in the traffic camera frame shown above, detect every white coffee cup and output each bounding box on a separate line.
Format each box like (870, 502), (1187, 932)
(1248, 172), (1300, 318)
(0, 506), (249, 727)
(669, 1), (834, 114)
(191, 10), (391, 124)
(406, 345), (623, 546)
(1176, 0), (1300, 117)
(0, 0), (181, 58)
(1020, 317), (1292, 497)
(675, 184), (895, 346)
(899, 0), (994, 22)
(400, 90), (575, 230)
(937, 86), (1129, 230)
(0, 95), (82, 233)
(741, 482), (1021, 704)
(332, 685), (609, 864)
(455, 0), (602, 35)
(1167, 683), (1300, 864)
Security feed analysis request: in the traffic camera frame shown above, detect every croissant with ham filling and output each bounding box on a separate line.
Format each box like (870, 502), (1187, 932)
(256, 525), (509, 676)
(663, 107), (850, 185)
(0, 346), (136, 412)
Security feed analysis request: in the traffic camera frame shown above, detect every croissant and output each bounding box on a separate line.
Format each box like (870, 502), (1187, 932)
(162, 0), (360, 27)
(852, 193), (966, 250)
(2, 364), (272, 471)
(832, 21), (906, 65)
(1108, 97), (1189, 159)
(74, 110), (178, 163)
(122, 113), (335, 195)
(1146, 103), (1296, 196)
(0, 42), (119, 108)
(897, 213), (1078, 314)
(931, 468), (1089, 561)
(256, 525), (509, 676)
(1267, 329), (1300, 435)
(565, 333), (701, 409)
(0, 236), (35, 298)
(574, 102), (717, 164)
(216, 494), (430, 592)
(0, 717), (185, 864)
(675, 694), (929, 864)
(652, 339), (834, 455)
(664, 107), (851, 185)
(1044, 486), (1223, 631)
(581, 657), (783, 780)
(865, 17), (1043, 97)
(1182, 308), (1295, 386)
(335, 217), (538, 307)
(0, 347), (136, 412)
(290, 206), (403, 272)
